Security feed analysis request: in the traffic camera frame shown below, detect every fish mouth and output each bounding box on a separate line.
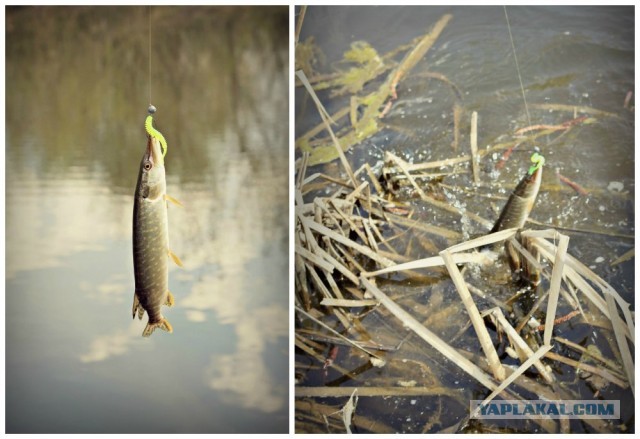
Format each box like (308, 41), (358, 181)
(145, 136), (164, 167)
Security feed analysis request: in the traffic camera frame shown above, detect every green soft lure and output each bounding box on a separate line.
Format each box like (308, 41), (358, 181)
(145, 114), (168, 158)
(528, 152), (545, 175)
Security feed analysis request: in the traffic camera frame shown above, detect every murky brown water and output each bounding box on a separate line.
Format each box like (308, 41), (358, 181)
(295, 5), (634, 433)
(6, 6), (288, 433)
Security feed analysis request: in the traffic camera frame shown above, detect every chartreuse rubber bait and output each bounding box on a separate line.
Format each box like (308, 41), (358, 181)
(145, 105), (167, 157)
(528, 152), (545, 175)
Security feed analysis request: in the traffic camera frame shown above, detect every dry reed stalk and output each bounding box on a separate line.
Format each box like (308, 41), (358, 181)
(300, 215), (395, 267)
(529, 102), (618, 117)
(441, 250), (506, 381)
(296, 399), (396, 434)
(553, 336), (623, 373)
(295, 254), (311, 310)
(490, 308), (554, 383)
(333, 242), (368, 274)
(470, 110), (480, 185)
(363, 251), (490, 277)
(305, 265), (353, 330)
(386, 213), (461, 240)
(296, 386), (461, 398)
(446, 227), (517, 253)
(296, 306), (384, 361)
(389, 14), (453, 99)
(294, 5), (306, 45)
(296, 245), (336, 272)
(544, 351), (627, 388)
(506, 236), (543, 272)
(532, 236), (633, 340)
(296, 69), (358, 187)
(297, 328), (399, 351)
(296, 152), (310, 188)
(362, 218), (379, 253)
(611, 248), (634, 266)
(296, 197), (353, 215)
(542, 234), (569, 346)
(320, 298), (378, 307)
(313, 245), (358, 285)
(471, 345), (552, 419)
(360, 276), (500, 390)
(452, 102), (462, 151)
(605, 292), (635, 395)
(295, 336), (356, 378)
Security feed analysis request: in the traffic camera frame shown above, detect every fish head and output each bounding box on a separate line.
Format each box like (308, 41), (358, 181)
(137, 136), (166, 200)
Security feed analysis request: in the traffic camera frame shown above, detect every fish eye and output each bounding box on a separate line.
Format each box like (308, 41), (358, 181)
(143, 161), (152, 171)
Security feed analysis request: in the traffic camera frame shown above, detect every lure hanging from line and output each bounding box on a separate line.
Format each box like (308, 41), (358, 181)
(145, 104), (168, 157)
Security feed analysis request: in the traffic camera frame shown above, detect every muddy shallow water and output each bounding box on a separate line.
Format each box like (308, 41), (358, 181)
(295, 5), (634, 433)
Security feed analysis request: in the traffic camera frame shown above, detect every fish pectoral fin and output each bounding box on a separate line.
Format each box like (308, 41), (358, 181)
(168, 249), (184, 267)
(165, 291), (175, 307)
(164, 194), (183, 207)
(142, 318), (173, 337)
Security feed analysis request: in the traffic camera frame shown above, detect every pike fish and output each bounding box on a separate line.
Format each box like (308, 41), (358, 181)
(132, 135), (182, 337)
(490, 164), (542, 234)
(489, 154), (544, 285)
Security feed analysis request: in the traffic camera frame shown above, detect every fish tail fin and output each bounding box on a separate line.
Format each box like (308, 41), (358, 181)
(142, 318), (173, 337)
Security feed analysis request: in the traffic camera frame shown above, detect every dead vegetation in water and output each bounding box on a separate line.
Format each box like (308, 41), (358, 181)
(295, 11), (634, 434)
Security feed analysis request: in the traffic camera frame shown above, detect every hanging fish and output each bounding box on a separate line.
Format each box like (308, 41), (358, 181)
(132, 105), (183, 337)
(490, 153), (544, 284)
(490, 153), (544, 234)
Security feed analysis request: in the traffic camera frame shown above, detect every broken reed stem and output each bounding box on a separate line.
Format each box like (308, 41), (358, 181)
(544, 351), (627, 388)
(470, 110), (480, 185)
(452, 103), (461, 151)
(389, 14), (453, 98)
(440, 250), (506, 381)
(296, 69), (358, 188)
(363, 251), (489, 277)
(605, 293), (635, 396)
(299, 215), (395, 268)
(296, 306), (383, 361)
(472, 345), (552, 419)
(296, 386), (460, 398)
(294, 5), (307, 45)
(361, 276), (500, 390)
(491, 308), (554, 384)
(544, 234), (570, 345)
(320, 298), (378, 307)
(553, 336), (624, 373)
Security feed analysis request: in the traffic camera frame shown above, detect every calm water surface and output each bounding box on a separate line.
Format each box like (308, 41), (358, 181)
(7, 6), (288, 433)
(296, 6), (634, 433)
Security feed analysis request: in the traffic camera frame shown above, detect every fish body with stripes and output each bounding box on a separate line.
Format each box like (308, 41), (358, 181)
(132, 116), (182, 337)
(489, 153), (544, 285)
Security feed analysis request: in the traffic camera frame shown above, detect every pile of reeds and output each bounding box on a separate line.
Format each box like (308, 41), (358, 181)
(295, 153), (633, 433)
(294, 11), (634, 434)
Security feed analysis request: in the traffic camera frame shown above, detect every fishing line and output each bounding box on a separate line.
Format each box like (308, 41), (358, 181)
(148, 6), (152, 105)
(504, 6), (532, 129)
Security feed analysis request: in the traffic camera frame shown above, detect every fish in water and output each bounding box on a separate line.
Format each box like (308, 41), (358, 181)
(490, 153), (544, 285)
(132, 134), (182, 337)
